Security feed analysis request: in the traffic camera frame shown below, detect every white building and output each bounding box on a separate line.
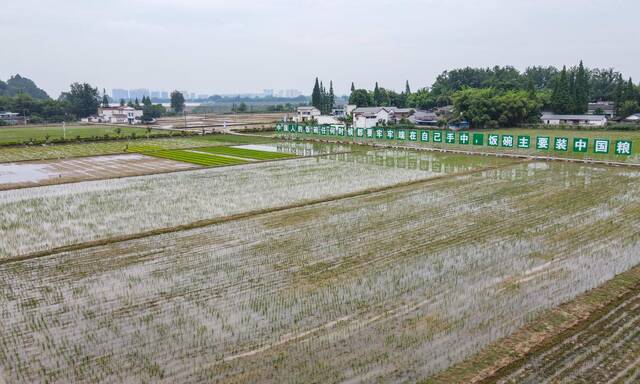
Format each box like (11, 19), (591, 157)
(0, 112), (25, 124)
(332, 104), (357, 118)
(352, 107), (393, 128)
(541, 114), (607, 127)
(315, 115), (341, 125)
(82, 106), (143, 124)
(624, 113), (640, 122)
(588, 102), (615, 118)
(295, 106), (321, 122)
(387, 107), (415, 122)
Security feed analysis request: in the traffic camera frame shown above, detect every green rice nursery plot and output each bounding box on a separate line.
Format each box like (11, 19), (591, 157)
(195, 146), (298, 160)
(142, 149), (250, 166)
(2, 161), (640, 382)
(0, 134), (275, 163)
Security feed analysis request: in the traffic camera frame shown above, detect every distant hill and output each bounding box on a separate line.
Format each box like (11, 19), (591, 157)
(0, 74), (49, 99)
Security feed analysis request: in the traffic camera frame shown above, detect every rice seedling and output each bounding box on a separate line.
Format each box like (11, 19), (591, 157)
(0, 147), (511, 259)
(1, 160), (640, 382)
(193, 146), (297, 160)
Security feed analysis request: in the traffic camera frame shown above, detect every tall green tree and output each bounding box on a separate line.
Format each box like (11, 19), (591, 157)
(328, 81), (335, 112)
(574, 60), (589, 113)
(350, 82), (355, 93)
(311, 77), (321, 110)
(405, 81), (411, 94)
(170, 91), (185, 112)
(63, 83), (100, 118)
(373, 82), (384, 106)
(550, 66), (572, 114)
(349, 89), (372, 107)
(101, 88), (110, 108)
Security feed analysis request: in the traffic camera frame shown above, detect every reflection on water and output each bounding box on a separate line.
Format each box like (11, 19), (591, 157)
(313, 148), (637, 185)
(316, 149), (508, 175)
(233, 142), (353, 156)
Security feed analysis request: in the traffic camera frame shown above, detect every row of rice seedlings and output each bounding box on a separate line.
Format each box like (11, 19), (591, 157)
(141, 149), (249, 167)
(499, 292), (640, 383)
(194, 146), (297, 160)
(2, 162), (640, 382)
(0, 150), (505, 258)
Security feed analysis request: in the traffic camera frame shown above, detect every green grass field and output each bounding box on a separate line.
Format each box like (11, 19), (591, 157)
(0, 124), (173, 145)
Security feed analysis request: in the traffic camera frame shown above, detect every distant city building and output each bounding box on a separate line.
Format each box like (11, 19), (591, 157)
(588, 102), (615, 118)
(541, 113), (607, 127)
(285, 89), (301, 98)
(263, 89), (274, 97)
(197, 94), (209, 100)
(112, 88), (129, 101)
(129, 89), (150, 101)
(82, 106), (143, 124)
(150, 91), (162, 99)
(160, 91), (169, 99)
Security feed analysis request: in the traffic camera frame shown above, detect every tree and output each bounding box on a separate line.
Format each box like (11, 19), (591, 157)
(550, 66), (573, 114)
(405, 81), (411, 95)
(311, 78), (321, 110)
(574, 60), (589, 113)
(373, 82), (384, 106)
(64, 82), (100, 118)
(407, 88), (436, 110)
(453, 88), (541, 128)
(328, 81), (335, 112)
(1, 74), (49, 99)
(349, 89), (372, 107)
(120, 98), (125, 107)
(142, 103), (165, 122)
(170, 90), (185, 112)
(619, 100), (639, 118)
(134, 98), (140, 109)
(101, 88), (110, 108)
(350, 82), (355, 93)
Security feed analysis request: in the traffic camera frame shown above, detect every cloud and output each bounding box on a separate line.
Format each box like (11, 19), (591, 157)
(1, 0), (638, 97)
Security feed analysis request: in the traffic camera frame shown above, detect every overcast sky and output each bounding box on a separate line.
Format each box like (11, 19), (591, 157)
(1, 0), (638, 97)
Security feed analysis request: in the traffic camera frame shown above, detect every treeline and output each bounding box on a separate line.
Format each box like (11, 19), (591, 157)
(338, 61), (640, 128)
(0, 74), (49, 99)
(0, 81), (170, 124)
(0, 83), (101, 123)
